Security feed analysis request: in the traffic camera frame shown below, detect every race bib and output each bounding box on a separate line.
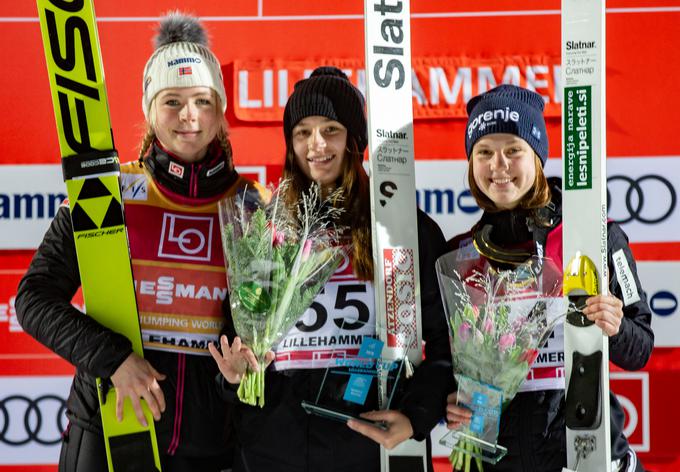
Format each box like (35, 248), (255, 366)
(274, 254), (376, 370)
(520, 298), (567, 392)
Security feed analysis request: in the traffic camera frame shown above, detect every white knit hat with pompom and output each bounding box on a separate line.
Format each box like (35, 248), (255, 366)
(142, 12), (226, 118)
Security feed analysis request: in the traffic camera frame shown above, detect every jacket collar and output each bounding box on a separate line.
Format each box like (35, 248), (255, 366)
(144, 139), (238, 200)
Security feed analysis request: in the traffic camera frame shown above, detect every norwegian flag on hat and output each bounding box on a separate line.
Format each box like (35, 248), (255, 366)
(178, 66), (192, 76)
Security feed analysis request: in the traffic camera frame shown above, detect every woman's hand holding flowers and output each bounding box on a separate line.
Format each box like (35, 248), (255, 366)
(208, 335), (274, 385)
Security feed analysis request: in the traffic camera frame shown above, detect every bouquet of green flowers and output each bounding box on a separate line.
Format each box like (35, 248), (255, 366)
(436, 251), (564, 471)
(218, 181), (346, 407)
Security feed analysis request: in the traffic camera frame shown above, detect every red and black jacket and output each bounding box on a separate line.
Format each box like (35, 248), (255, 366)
(16, 141), (246, 459)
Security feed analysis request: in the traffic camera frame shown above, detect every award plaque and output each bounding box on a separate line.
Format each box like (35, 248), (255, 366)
(439, 374), (507, 464)
(301, 319), (407, 431)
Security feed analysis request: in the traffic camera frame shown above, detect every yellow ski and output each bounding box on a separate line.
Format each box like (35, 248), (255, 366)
(36, 0), (161, 470)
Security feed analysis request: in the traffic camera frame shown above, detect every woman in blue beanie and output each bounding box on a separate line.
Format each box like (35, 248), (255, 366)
(444, 84), (653, 472)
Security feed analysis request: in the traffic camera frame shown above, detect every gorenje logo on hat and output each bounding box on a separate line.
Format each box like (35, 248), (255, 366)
(467, 108), (520, 138)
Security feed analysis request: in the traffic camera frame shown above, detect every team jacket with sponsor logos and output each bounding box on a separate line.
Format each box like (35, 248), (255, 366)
(121, 161), (232, 356)
(218, 209), (453, 472)
(447, 183), (654, 471)
(16, 141), (265, 460)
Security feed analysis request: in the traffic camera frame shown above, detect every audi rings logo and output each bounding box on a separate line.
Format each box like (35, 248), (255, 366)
(607, 174), (677, 224)
(0, 394), (67, 446)
(650, 290), (678, 317)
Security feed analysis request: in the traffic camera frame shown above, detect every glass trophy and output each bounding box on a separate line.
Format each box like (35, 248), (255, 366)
(439, 374), (507, 464)
(300, 319), (406, 431)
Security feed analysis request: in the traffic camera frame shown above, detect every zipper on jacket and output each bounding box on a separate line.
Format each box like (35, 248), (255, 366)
(167, 353), (186, 455)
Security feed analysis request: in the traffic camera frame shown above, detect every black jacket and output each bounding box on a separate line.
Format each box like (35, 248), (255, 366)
(15, 143), (241, 460)
(447, 184), (654, 472)
(218, 209), (454, 472)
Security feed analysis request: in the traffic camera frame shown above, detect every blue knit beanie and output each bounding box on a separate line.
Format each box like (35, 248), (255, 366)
(465, 84), (548, 166)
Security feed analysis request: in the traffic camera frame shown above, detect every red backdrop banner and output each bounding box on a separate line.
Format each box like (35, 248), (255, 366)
(1, 1), (679, 470)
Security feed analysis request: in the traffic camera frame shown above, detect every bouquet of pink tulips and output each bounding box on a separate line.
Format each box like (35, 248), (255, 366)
(218, 181), (346, 407)
(435, 250), (564, 471)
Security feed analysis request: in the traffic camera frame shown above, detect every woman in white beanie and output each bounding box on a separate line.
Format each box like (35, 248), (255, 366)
(16, 12), (263, 471)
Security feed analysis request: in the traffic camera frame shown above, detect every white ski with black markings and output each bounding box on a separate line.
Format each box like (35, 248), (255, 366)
(364, 0), (429, 471)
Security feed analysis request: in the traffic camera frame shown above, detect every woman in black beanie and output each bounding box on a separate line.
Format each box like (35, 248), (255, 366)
(444, 84), (653, 472)
(211, 66), (453, 472)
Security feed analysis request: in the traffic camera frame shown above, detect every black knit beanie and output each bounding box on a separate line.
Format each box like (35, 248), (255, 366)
(465, 84), (548, 166)
(283, 66), (367, 153)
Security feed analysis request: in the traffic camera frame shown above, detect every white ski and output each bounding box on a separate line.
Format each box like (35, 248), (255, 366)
(363, 0), (428, 470)
(561, 1), (611, 471)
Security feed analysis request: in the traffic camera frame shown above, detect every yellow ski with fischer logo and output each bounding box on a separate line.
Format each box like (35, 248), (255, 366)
(36, 0), (161, 470)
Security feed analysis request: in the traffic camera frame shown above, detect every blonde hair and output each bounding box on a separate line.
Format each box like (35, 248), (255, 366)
(138, 91), (232, 168)
(283, 137), (374, 281)
(468, 153), (552, 212)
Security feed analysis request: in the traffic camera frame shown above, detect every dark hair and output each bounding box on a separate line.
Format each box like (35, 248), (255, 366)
(283, 136), (373, 281)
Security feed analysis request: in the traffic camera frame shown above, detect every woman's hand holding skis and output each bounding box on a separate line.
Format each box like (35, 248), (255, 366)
(110, 352), (166, 427)
(583, 294), (624, 336)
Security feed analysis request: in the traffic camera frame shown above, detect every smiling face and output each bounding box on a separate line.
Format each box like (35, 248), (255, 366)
(291, 116), (348, 188)
(471, 133), (537, 210)
(151, 87), (221, 163)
